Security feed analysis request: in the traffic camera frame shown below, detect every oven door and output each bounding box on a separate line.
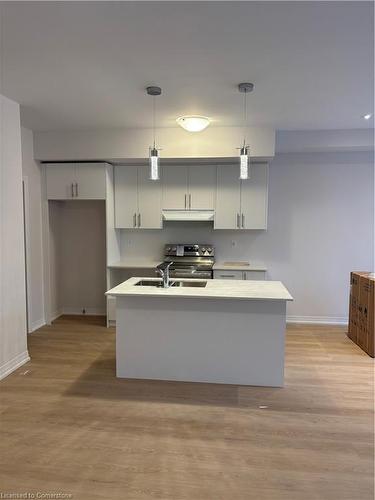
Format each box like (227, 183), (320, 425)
(170, 267), (213, 280)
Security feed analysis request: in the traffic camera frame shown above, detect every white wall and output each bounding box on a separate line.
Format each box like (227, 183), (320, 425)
(118, 151), (374, 323)
(48, 201), (62, 320)
(21, 127), (45, 331)
(276, 129), (374, 153)
(48, 200), (106, 316)
(0, 95), (29, 379)
(33, 126), (275, 161)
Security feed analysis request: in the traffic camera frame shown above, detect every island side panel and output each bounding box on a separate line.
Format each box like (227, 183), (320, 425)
(116, 296), (286, 387)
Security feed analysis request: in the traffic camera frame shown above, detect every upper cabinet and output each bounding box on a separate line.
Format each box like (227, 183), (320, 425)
(214, 166), (241, 229)
(74, 163), (106, 200)
(161, 167), (188, 210)
(188, 166), (216, 210)
(47, 162), (267, 231)
(114, 166), (162, 229)
(215, 163), (268, 230)
(240, 163), (268, 229)
(161, 165), (216, 210)
(114, 167), (138, 228)
(46, 163), (106, 200)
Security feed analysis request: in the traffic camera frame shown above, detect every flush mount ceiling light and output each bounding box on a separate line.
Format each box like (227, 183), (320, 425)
(146, 86), (162, 181)
(176, 116), (210, 132)
(363, 113), (372, 120)
(238, 82), (254, 180)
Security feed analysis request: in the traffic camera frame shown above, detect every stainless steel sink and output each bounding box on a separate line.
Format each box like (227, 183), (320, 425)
(134, 280), (164, 287)
(134, 279), (207, 288)
(171, 281), (207, 288)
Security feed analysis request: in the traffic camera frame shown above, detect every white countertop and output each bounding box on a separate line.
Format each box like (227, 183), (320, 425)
(108, 260), (267, 271)
(108, 260), (163, 269)
(107, 259), (267, 271)
(213, 261), (267, 271)
(106, 277), (293, 301)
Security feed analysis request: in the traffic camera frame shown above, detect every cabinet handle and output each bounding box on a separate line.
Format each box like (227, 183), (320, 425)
(75, 182), (78, 197)
(184, 194), (187, 209)
(220, 274), (235, 278)
(133, 213), (137, 227)
(138, 213), (141, 227)
(236, 213), (240, 228)
(242, 213), (245, 228)
(189, 194), (192, 209)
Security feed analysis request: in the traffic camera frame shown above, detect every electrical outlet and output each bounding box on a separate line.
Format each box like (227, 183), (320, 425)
(82, 308), (86, 314)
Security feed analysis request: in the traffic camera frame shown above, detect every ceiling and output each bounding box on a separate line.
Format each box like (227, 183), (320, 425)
(1, 1), (373, 132)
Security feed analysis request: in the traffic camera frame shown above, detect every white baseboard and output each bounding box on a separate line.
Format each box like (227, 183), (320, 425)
(61, 307), (106, 316)
(0, 351), (30, 381)
(287, 315), (348, 325)
(29, 318), (46, 333)
(50, 309), (63, 322)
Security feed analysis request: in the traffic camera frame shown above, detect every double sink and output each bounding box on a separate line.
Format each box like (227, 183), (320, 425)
(135, 279), (207, 288)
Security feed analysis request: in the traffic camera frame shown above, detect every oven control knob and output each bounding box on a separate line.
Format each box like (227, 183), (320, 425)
(172, 247), (177, 251)
(166, 247), (171, 252)
(201, 247), (206, 253)
(207, 248), (212, 253)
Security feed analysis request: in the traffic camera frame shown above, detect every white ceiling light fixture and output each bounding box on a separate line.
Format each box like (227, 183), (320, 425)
(363, 113), (372, 120)
(176, 115), (210, 132)
(146, 86), (162, 181)
(238, 82), (254, 180)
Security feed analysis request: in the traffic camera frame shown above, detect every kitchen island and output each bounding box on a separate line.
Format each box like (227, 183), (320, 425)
(106, 278), (293, 387)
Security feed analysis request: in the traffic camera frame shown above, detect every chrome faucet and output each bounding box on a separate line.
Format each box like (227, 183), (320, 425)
(156, 261), (173, 288)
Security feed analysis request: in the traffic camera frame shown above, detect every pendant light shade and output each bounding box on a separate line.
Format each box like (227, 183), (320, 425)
(238, 83), (254, 180)
(239, 145), (250, 180)
(146, 86), (162, 181)
(149, 147), (159, 181)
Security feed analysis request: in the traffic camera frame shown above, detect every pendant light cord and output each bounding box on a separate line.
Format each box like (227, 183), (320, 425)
(243, 90), (247, 148)
(153, 96), (156, 149)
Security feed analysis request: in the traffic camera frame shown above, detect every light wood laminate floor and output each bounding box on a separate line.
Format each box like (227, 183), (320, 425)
(0, 316), (374, 500)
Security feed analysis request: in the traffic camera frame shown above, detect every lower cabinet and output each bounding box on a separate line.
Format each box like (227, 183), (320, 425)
(107, 296), (116, 323)
(214, 270), (266, 280)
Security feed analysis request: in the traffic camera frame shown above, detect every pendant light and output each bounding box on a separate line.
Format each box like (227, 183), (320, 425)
(146, 86), (162, 181)
(238, 82), (254, 180)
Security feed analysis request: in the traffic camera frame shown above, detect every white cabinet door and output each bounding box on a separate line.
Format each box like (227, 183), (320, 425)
(214, 165), (241, 229)
(240, 163), (268, 229)
(137, 167), (162, 229)
(213, 270), (244, 279)
(162, 166), (188, 209)
(46, 164), (76, 200)
(188, 166), (216, 210)
(244, 271), (266, 280)
(114, 166), (138, 229)
(107, 296), (116, 322)
(75, 163), (106, 199)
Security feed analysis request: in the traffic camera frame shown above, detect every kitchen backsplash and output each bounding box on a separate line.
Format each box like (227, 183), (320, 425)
(119, 222), (267, 265)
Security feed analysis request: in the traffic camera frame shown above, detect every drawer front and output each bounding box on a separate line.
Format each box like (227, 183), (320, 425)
(214, 270), (244, 280)
(244, 271), (266, 280)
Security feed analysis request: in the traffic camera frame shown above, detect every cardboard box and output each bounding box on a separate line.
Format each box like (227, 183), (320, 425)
(350, 272), (361, 299)
(348, 294), (358, 342)
(348, 272), (375, 357)
(359, 276), (374, 357)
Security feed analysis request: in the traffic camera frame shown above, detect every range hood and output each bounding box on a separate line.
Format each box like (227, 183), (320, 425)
(162, 209), (215, 222)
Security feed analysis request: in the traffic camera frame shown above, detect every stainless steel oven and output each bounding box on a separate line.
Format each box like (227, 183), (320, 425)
(163, 244), (215, 279)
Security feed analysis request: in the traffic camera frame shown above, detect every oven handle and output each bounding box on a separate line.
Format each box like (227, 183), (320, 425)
(170, 271), (213, 279)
